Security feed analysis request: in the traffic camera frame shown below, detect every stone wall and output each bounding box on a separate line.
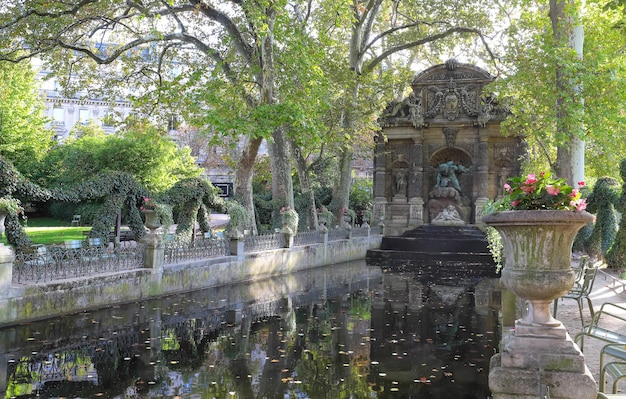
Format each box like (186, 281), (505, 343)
(0, 235), (382, 327)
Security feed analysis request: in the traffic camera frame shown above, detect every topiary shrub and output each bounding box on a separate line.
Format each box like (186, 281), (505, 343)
(607, 159), (626, 269)
(586, 177), (620, 260)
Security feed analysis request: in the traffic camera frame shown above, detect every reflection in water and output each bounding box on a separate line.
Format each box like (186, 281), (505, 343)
(0, 261), (500, 398)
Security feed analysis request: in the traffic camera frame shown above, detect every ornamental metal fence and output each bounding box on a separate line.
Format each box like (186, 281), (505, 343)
(164, 237), (230, 265)
(13, 241), (144, 284)
(245, 232), (285, 252)
(12, 226), (377, 283)
(293, 230), (325, 246)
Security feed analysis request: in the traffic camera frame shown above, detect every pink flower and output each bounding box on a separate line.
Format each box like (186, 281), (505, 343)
(578, 181), (585, 187)
(511, 200), (521, 208)
(504, 183), (511, 193)
(570, 188), (579, 198)
(522, 184), (535, 194)
(546, 185), (560, 196)
(570, 198), (587, 212)
(525, 174), (538, 185)
(540, 171), (546, 177)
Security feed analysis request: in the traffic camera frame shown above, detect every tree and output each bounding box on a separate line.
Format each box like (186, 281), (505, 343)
(0, 61), (53, 172)
(311, 0), (501, 220)
(491, 0), (626, 181)
(0, 0), (503, 233)
(31, 123), (200, 193)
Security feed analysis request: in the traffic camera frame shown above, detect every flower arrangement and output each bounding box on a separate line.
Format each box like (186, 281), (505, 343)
(225, 200), (249, 239)
(140, 196), (157, 211)
(316, 206), (336, 226)
(342, 207), (357, 220)
(280, 206), (299, 234)
(0, 197), (23, 215)
(488, 171), (587, 212)
(362, 209), (373, 224)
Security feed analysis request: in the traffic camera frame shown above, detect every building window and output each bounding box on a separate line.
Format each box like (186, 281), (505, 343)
(79, 109), (90, 124)
(53, 107), (64, 122)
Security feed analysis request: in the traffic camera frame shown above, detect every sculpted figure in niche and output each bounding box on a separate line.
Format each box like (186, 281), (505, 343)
(407, 92), (424, 128)
(498, 167), (509, 196)
(432, 205), (464, 224)
(436, 161), (468, 193)
(395, 170), (408, 196)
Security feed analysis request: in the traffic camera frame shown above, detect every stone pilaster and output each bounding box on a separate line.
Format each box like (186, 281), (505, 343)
(0, 244), (14, 300)
(410, 139), (424, 199)
(141, 233), (164, 274)
(373, 132), (387, 199)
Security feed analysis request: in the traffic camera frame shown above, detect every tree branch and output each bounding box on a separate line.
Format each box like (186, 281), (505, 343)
(362, 27), (497, 74)
(188, 0), (255, 64)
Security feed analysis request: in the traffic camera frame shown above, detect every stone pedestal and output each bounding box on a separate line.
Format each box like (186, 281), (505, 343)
(408, 197), (424, 228)
(141, 233), (164, 274)
(0, 244), (14, 300)
(229, 238), (244, 260)
(484, 210), (597, 399)
(490, 351), (597, 399)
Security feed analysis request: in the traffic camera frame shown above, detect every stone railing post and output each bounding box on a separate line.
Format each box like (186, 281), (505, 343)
(142, 233), (164, 275)
(283, 232), (294, 248)
(0, 244), (14, 300)
(229, 237), (245, 260)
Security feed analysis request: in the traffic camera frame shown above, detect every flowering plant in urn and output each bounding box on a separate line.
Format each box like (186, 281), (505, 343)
(482, 171), (593, 331)
(488, 171), (587, 212)
(280, 206), (299, 235)
(140, 196), (173, 232)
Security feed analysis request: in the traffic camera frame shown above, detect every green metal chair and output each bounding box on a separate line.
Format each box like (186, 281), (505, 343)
(553, 264), (599, 328)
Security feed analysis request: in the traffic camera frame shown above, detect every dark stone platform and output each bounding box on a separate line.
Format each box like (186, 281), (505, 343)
(366, 225), (499, 281)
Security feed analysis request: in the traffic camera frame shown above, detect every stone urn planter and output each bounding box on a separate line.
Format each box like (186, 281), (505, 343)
(142, 209), (161, 231)
(483, 210), (594, 332)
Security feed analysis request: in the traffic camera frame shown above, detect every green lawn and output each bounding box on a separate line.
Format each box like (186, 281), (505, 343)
(1, 217), (91, 246)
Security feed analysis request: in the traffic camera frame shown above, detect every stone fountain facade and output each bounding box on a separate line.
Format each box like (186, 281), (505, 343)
(374, 59), (525, 235)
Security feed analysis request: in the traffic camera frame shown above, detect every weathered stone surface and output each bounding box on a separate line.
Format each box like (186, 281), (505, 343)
(0, 236), (381, 327)
(490, 354), (597, 399)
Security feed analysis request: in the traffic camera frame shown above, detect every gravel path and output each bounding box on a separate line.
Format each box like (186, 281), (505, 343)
(553, 263), (626, 393)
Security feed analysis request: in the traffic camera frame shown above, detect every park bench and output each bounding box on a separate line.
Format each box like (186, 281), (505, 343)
(109, 230), (135, 242)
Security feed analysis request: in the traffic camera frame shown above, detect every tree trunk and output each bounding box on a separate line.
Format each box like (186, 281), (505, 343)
(260, 6), (295, 229)
(290, 139), (318, 230)
(332, 144), (353, 222)
(550, 0), (585, 185)
(234, 136), (262, 235)
(268, 127), (294, 229)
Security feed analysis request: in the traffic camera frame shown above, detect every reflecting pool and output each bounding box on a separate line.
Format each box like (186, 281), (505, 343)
(0, 260), (501, 398)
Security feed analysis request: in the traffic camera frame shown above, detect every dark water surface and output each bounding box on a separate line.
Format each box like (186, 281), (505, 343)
(0, 260), (501, 398)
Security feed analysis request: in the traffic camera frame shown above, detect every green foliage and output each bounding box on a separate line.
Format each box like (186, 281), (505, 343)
(161, 178), (225, 241)
(484, 226), (504, 272)
(0, 197), (23, 214)
(585, 177), (620, 259)
(225, 200), (249, 238)
(316, 206), (336, 227)
(607, 158), (626, 268)
(349, 180), (373, 223)
(0, 61), (53, 171)
(491, 1), (626, 178)
(488, 171), (587, 211)
(31, 123), (201, 192)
